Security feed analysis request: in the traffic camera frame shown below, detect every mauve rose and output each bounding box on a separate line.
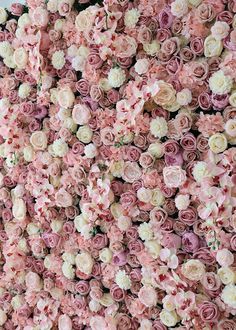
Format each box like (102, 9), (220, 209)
(3, 176), (16, 188)
(139, 152), (154, 168)
(166, 56), (182, 75)
(161, 233), (181, 249)
(120, 191), (137, 208)
(218, 319), (236, 330)
(217, 11), (233, 24)
(179, 206), (198, 226)
(190, 37), (204, 55)
(208, 57), (222, 73)
(163, 140), (179, 156)
(180, 47), (195, 62)
(20, 102), (35, 116)
(90, 85), (103, 102)
(130, 268), (142, 282)
(10, 3), (24, 16)
(192, 61), (209, 81)
(174, 113), (192, 134)
(128, 240), (144, 254)
(156, 28), (171, 43)
(29, 120), (41, 132)
(33, 259), (45, 274)
(173, 221), (186, 235)
(75, 281), (90, 295)
(198, 301), (219, 323)
(223, 106), (236, 121)
(211, 94), (229, 110)
(182, 232), (200, 253)
(42, 233), (60, 248)
(111, 181), (123, 196)
(158, 51), (171, 63)
(92, 234), (108, 250)
(201, 272), (221, 292)
(113, 251), (127, 266)
(153, 321), (167, 330)
(1, 209), (13, 222)
(183, 150), (199, 162)
(110, 284), (125, 301)
(193, 247), (215, 265)
(159, 8), (173, 29)
(150, 207), (167, 225)
(160, 184), (176, 198)
(116, 314), (133, 330)
(133, 134), (147, 149)
(171, 18), (183, 35)
(198, 92), (212, 110)
(125, 146), (141, 162)
(87, 52), (103, 69)
(107, 89), (120, 104)
(117, 57), (133, 69)
(197, 3), (216, 22)
(137, 26), (152, 44)
(180, 133), (196, 151)
(163, 199), (176, 215)
(65, 206), (78, 219)
(126, 226), (138, 241)
(90, 286), (103, 300)
(165, 152), (183, 167)
(76, 79), (90, 96)
(197, 134), (209, 152)
(63, 221), (75, 234)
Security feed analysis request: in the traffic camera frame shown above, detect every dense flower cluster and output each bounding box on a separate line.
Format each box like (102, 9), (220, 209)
(0, 0), (236, 329)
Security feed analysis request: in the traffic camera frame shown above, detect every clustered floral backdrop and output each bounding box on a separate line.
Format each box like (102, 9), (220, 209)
(0, 0), (236, 329)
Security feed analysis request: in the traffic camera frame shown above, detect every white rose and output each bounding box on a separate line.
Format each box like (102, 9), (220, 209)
(99, 78), (112, 92)
(18, 238), (29, 253)
(218, 267), (236, 285)
(11, 295), (24, 310)
(177, 88), (192, 106)
(89, 300), (102, 312)
(211, 21), (230, 40)
(208, 133), (227, 154)
(171, 0), (188, 18)
(58, 87), (75, 108)
(58, 315), (72, 330)
(75, 252), (94, 275)
(150, 117), (168, 138)
(51, 50), (65, 70)
(18, 13), (31, 28)
(115, 270), (131, 290)
(12, 198), (26, 221)
(52, 139), (69, 157)
(18, 83), (31, 99)
(117, 216), (131, 231)
(76, 125), (93, 143)
(0, 309), (7, 326)
(160, 310), (178, 327)
(145, 240), (161, 259)
(30, 131), (48, 151)
(204, 35), (223, 58)
(4, 55), (17, 69)
(108, 67), (126, 88)
(209, 70), (233, 95)
(143, 40), (160, 56)
(99, 293), (114, 307)
(175, 194), (190, 210)
(13, 47), (28, 69)
(0, 8), (7, 25)
(110, 203), (123, 219)
(124, 8), (140, 28)
(99, 248), (113, 263)
(23, 146), (35, 162)
(150, 188), (165, 206)
(84, 143), (98, 158)
(72, 55), (86, 71)
(221, 284), (236, 309)
(134, 58), (149, 75)
(63, 118), (77, 132)
(148, 142), (163, 158)
(138, 223), (154, 241)
(62, 261), (75, 279)
(137, 187), (152, 203)
(67, 45), (78, 57)
(75, 8), (95, 31)
(47, 0), (59, 13)
(0, 41), (13, 59)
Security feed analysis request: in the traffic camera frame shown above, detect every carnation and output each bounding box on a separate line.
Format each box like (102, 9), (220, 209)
(150, 117), (168, 138)
(18, 83), (31, 99)
(115, 270), (131, 290)
(209, 70), (233, 95)
(192, 161), (210, 182)
(138, 222), (153, 241)
(124, 8), (140, 28)
(52, 138), (69, 157)
(51, 50), (66, 70)
(108, 68), (126, 88)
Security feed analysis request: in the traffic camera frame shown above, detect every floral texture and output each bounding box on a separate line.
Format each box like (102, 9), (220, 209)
(0, 0), (235, 329)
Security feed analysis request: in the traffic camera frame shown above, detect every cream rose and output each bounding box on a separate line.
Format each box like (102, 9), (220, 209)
(75, 7), (96, 31)
(0, 8), (7, 25)
(211, 21), (230, 40)
(124, 8), (140, 28)
(18, 13), (31, 28)
(143, 40), (160, 56)
(62, 261), (75, 279)
(151, 188), (165, 206)
(75, 252), (94, 275)
(30, 131), (48, 150)
(160, 310), (178, 327)
(145, 240), (161, 259)
(208, 133), (227, 154)
(209, 70), (233, 95)
(57, 87), (75, 108)
(204, 35), (223, 58)
(18, 83), (31, 99)
(13, 47), (28, 69)
(148, 142), (163, 158)
(12, 198), (26, 221)
(76, 125), (93, 143)
(182, 259), (205, 281)
(176, 88), (192, 106)
(221, 284), (236, 309)
(171, 0), (188, 18)
(218, 267), (236, 285)
(153, 81), (176, 107)
(99, 248), (113, 263)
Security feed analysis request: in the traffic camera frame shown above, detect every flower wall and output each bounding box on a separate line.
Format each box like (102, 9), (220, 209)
(0, 0), (236, 329)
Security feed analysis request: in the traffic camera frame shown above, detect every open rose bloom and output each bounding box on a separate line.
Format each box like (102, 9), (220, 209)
(0, 0), (236, 329)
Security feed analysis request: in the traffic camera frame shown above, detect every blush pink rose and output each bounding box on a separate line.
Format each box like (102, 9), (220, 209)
(58, 315), (72, 330)
(163, 166), (187, 188)
(122, 162), (142, 183)
(25, 271), (42, 291)
(72, 104), (91, 125)
(198, 301), (219, 323)
(138, 286), (157, 307)
(216, 248), (234, 267)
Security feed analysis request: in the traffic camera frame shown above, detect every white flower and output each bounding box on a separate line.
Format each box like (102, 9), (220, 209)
(138, 222), (153, 241)
(47, 0), (59, 13)
(18, 13), (31, 28)
(76, 125), (93, 143)
(75, 252), (94, 275)
(12, 198), (26, 221)
(175, 194), (190, 210)
(218, 267), (236, 285)
(143, 40), (160, 56)
(58, 87), (75, 108)
(137, 187), (152, 203)
(211, 21), (230, 40)
(150, 117), (168, 138)
(192, 161), (210, 182)
(62, 252), (76, 265)
(75, 8), (95, 32)
(221, 284), (236, 309)
(30, 131), (48, 151)
(124, 8), (140, 28)
(51, 220), (63, 232)
(54, 18), (65, 30)
(182, 259), (205, 281)
(74, 214), (88, 232)
(134, 58), (149, 75)
(160, 310), (178, 327)
(99, 248), (113, 263)
(150, 188), (165, 206)
(208, 133), (228, 154)
(18, 83), (31, 99)
(0, 309), (7, 326)
(108, 67), (126, 88)
(209, 70), (233, 95)
(148, 142), (163, 158)
(177, 89), (192, 106)
(0, 8), (7, 25)
(204, 35), (223, 58)
(115, 270), (131, 290)
(72, 55), (86, 71)
(145, 240), (161, 259)
(89, 300), (102, 312)
(84, 143), (98, 158)
(62, 261), (75, 279)
(0, 41), (13, 59)
(13, 47), (28, 69)
(171, 0), (188, 18)
(52, 50), (65, 70)
(52, 139), (69, 157)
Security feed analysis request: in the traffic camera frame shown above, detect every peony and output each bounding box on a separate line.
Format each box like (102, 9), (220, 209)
(134, 58), (149, 75)
(138, 286), (157, 307)
(76, 125), (93, 143)
(30, 131), (48, 151)
(150, 117), (168, 138)
(175, 194), (190, 210)
(208, 133), (227, 154)
(143, 40), (160, 56)
(84, 143), (98, 158)
(163, 166), (187, 188)
(124, 8), (140, 28)
(122, 161), (142, 183)
(209, 70), (233, 95)
(176, 89), (192, 106)
(52, 138), (69, 157)
(216, 249), (234, 267)
(182, 259), (205, 281)
(192, 161), (210, 182)
(108, 68), (126, 88)
(221, 284), (236, 309)
(75, 252), (94, 275)
(75, 7), (96, 31)
(51, 50), (65, 70)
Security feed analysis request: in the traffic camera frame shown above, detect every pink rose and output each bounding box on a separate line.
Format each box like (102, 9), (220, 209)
(25, 272), (42, 291)
(92, 234), (108, 250)
(182, 232), (199, 253)
(139, 152), (154, 168)
(216, 248), (234, 267)
(116, 314), (133, 330)
(122, 162), (142, 183)
(166, 56), (182, 75)
(58, 315), (72, 330)
(153, 321), (167, 330)
(165, 152), (183, 167)
(87, 52), (103, 69)
(163, 166), (187, 188)
(58, 0), (73, 16)
(42, 233), (61, 248)
(75, 79), (90, 96)
(72, 104), (91, 125)
(198, 301), (219, 323)
(75, 281), (90, 295)
(179, 207), (198, 226)
(218, 320), (236, 330)
(190, 37), (204, 55)
(10, 3), (24, 16)
(150, 207), (167, 225)
(180, 133), (197, 151)
(31, 7), (49, 27)
(138, 286), (157, 307)
(198, 92), (212, 110)
(112, 252), (127, 266)
(161, 233), (181, 249)
(55, 188), (73, 208)
(107, 89), (120, 104)
(201, 272), (221, 292)
(110, 284), (125, 302)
